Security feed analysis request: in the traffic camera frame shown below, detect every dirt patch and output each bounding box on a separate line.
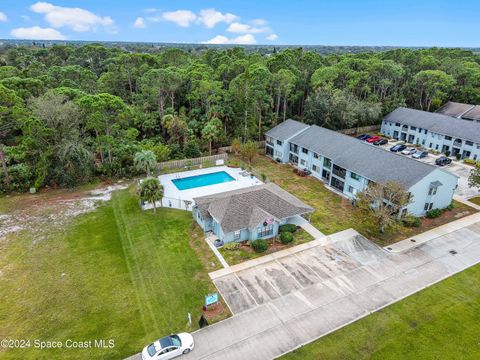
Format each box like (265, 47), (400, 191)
(0, 181), (130, 241)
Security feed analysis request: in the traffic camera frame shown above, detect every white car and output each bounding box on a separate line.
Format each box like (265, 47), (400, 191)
(142, 333), (194, 360)
(401, 147), (417, 155)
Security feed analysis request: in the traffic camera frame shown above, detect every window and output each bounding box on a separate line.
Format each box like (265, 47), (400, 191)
(429, 203), (434, 210)
(424, 203), (429, 211)
(424, 129), (428, 134)
(312, 164), (319, 173)
(300, 159), (306, 166)
(429, 143), (433, 148)
(418, 128), (423, 133)
(275, 150), (282, 157)
(313, 152), (319, 159)
(350, 172), (361, 181)
(257, 224), (273, 238)
(234, 230), (241, 241)
(466, 141), (474, 146)
(411, 126), (417, 131)
(323, 157), (332, 168)
(435, 144), (439, 150)
(395, 122), (401, 126)
(428, 186), (437, 196)
(445, 136), (452, 140)
(276, 140), (283, 146)
(424, 203), (433, 211)
(331, 177), (345, 192)
(302, 147), (308, 154)
(332, 164), (346, 179)
(290, 143), (298, 154)
(348, 186), (356, 194)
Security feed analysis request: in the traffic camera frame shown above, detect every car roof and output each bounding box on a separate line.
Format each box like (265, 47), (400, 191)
(158, 336), (174, 349)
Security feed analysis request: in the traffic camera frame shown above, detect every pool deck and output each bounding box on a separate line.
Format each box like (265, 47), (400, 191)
(143, 166), (262, 211)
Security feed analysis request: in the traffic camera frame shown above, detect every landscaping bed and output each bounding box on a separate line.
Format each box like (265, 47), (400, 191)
(218, 228), (313, 266)
(469, 196), (480, 206)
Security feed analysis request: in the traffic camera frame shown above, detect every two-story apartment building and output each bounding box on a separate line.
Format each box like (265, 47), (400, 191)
(265, 119), (310, 163)
(266, 120), (459, 217)
(381, 107), (480, 160)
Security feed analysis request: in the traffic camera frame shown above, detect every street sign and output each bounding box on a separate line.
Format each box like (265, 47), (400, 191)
(205, 292), (219, 306)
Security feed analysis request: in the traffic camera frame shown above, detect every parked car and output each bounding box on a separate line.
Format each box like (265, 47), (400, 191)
(366, 136), (382, 143)
(357, 134), (371, 140)
(373, 138), (388, 146)
(412, 150), (428, 159)
(401, 147), (417, 155)
(390, 144), (407, 152)
(142, 333), (194, 360)
(435, 157), (452, 166)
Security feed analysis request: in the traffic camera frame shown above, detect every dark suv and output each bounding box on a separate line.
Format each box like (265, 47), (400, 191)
(435, 157), (452, 166)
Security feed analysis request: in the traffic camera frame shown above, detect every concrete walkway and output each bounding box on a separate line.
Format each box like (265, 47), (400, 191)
(205, 236), (229, 268)
(454, 194), (480, 211)
(300, 222), (325, 239)
(126, 216), (480, 360)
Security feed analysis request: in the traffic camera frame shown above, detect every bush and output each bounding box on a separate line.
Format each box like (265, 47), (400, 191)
(223, 242), (240, 251)
(464, 158), (479, 166)
(426, 208), (443, 218)
(279, 231), (294, 244)
(456, 153), (462, 161)
(279, 224), (297, 233)
(251, 239), (268, 253)
(446, 202), (454, 211)
(402, 215), (421, 228)
(444, 150), (451, 157)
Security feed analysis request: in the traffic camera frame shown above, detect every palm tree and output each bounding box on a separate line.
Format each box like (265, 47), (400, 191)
(134, 150), (157, 176)
(138, 177), (164, 214)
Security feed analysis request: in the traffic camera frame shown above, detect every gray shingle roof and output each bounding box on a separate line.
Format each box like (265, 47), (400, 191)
(265, 119), (309, 141)
(193, 183), (313, 233)
(289, 125), (442, 188)
(436, 101), (475, 118)
(384, 107), (480, 144)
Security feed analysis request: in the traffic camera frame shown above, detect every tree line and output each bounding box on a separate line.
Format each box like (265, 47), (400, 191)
(1, 44), (480, 193)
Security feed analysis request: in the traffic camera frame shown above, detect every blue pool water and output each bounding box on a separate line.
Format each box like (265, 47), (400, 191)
(172, 171), (235, 190)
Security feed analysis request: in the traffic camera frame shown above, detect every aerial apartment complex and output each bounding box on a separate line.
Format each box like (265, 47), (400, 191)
(381, 107), (480, 160)
(265, 119), (458, 216)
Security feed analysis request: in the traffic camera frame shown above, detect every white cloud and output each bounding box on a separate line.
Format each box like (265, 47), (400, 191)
(162, 10), (197, 27)
(145, 8), (159, 13)
(232, 34), (257, 44)
(134, 17), (146, 28)
(0, 11), (7, 22)
(10, 26), (66, 40)
(227, 22), (267, 34)
(30, 2), (114, 32)
(266, 33), (278, 41)
(203, 34), (257, 45)
(203, 35), (230, 44)
(197, 8), (237, 28)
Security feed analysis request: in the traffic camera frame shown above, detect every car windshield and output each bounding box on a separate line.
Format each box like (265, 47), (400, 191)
(147, 344), (156, 357)
(170, 335), (181, 347)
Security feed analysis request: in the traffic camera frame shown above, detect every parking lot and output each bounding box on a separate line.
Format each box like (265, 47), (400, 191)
(373, 139), (479, 200)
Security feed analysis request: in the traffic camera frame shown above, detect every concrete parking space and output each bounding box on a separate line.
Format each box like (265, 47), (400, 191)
(126, 216), (480, 360)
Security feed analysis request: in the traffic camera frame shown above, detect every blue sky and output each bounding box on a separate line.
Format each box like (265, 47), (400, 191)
(0, 1), (479, 46)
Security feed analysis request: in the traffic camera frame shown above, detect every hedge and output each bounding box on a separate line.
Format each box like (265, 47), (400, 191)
(251, 239), (268, 253)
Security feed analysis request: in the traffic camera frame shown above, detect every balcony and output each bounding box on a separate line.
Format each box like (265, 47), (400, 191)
(332, 164), (346, 179)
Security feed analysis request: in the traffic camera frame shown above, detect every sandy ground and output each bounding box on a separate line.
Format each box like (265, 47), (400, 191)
(0, 181), (129, 241)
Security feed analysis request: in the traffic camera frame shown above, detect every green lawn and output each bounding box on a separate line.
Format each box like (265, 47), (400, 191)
(470, 196), (480, 206)
(231, 155), (476, 245)
(0, 187), (227, 359)
(282, 264), (480, 359)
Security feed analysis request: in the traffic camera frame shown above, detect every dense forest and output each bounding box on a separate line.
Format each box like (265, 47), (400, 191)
(1, 44), (480, 193)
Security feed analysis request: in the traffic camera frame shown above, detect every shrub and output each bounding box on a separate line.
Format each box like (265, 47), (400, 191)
(444, 150), (451, 157)
(279, 224), (297, 233)
(455, 153), (462, 161)
(223, 242), (241, 251)
(279, 232), (294, 244)
(251, 239), (268, 253)
(464, 158), (479, 166)
(426, 208), (443, 218)
(446, 202), (454, 211)
(402, 215), (421, 228)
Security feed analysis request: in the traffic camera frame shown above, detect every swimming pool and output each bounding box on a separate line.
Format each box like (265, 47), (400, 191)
(172, 171), (235, 190)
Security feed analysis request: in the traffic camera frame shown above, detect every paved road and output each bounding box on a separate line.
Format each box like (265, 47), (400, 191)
(127, 214), (480, 360)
